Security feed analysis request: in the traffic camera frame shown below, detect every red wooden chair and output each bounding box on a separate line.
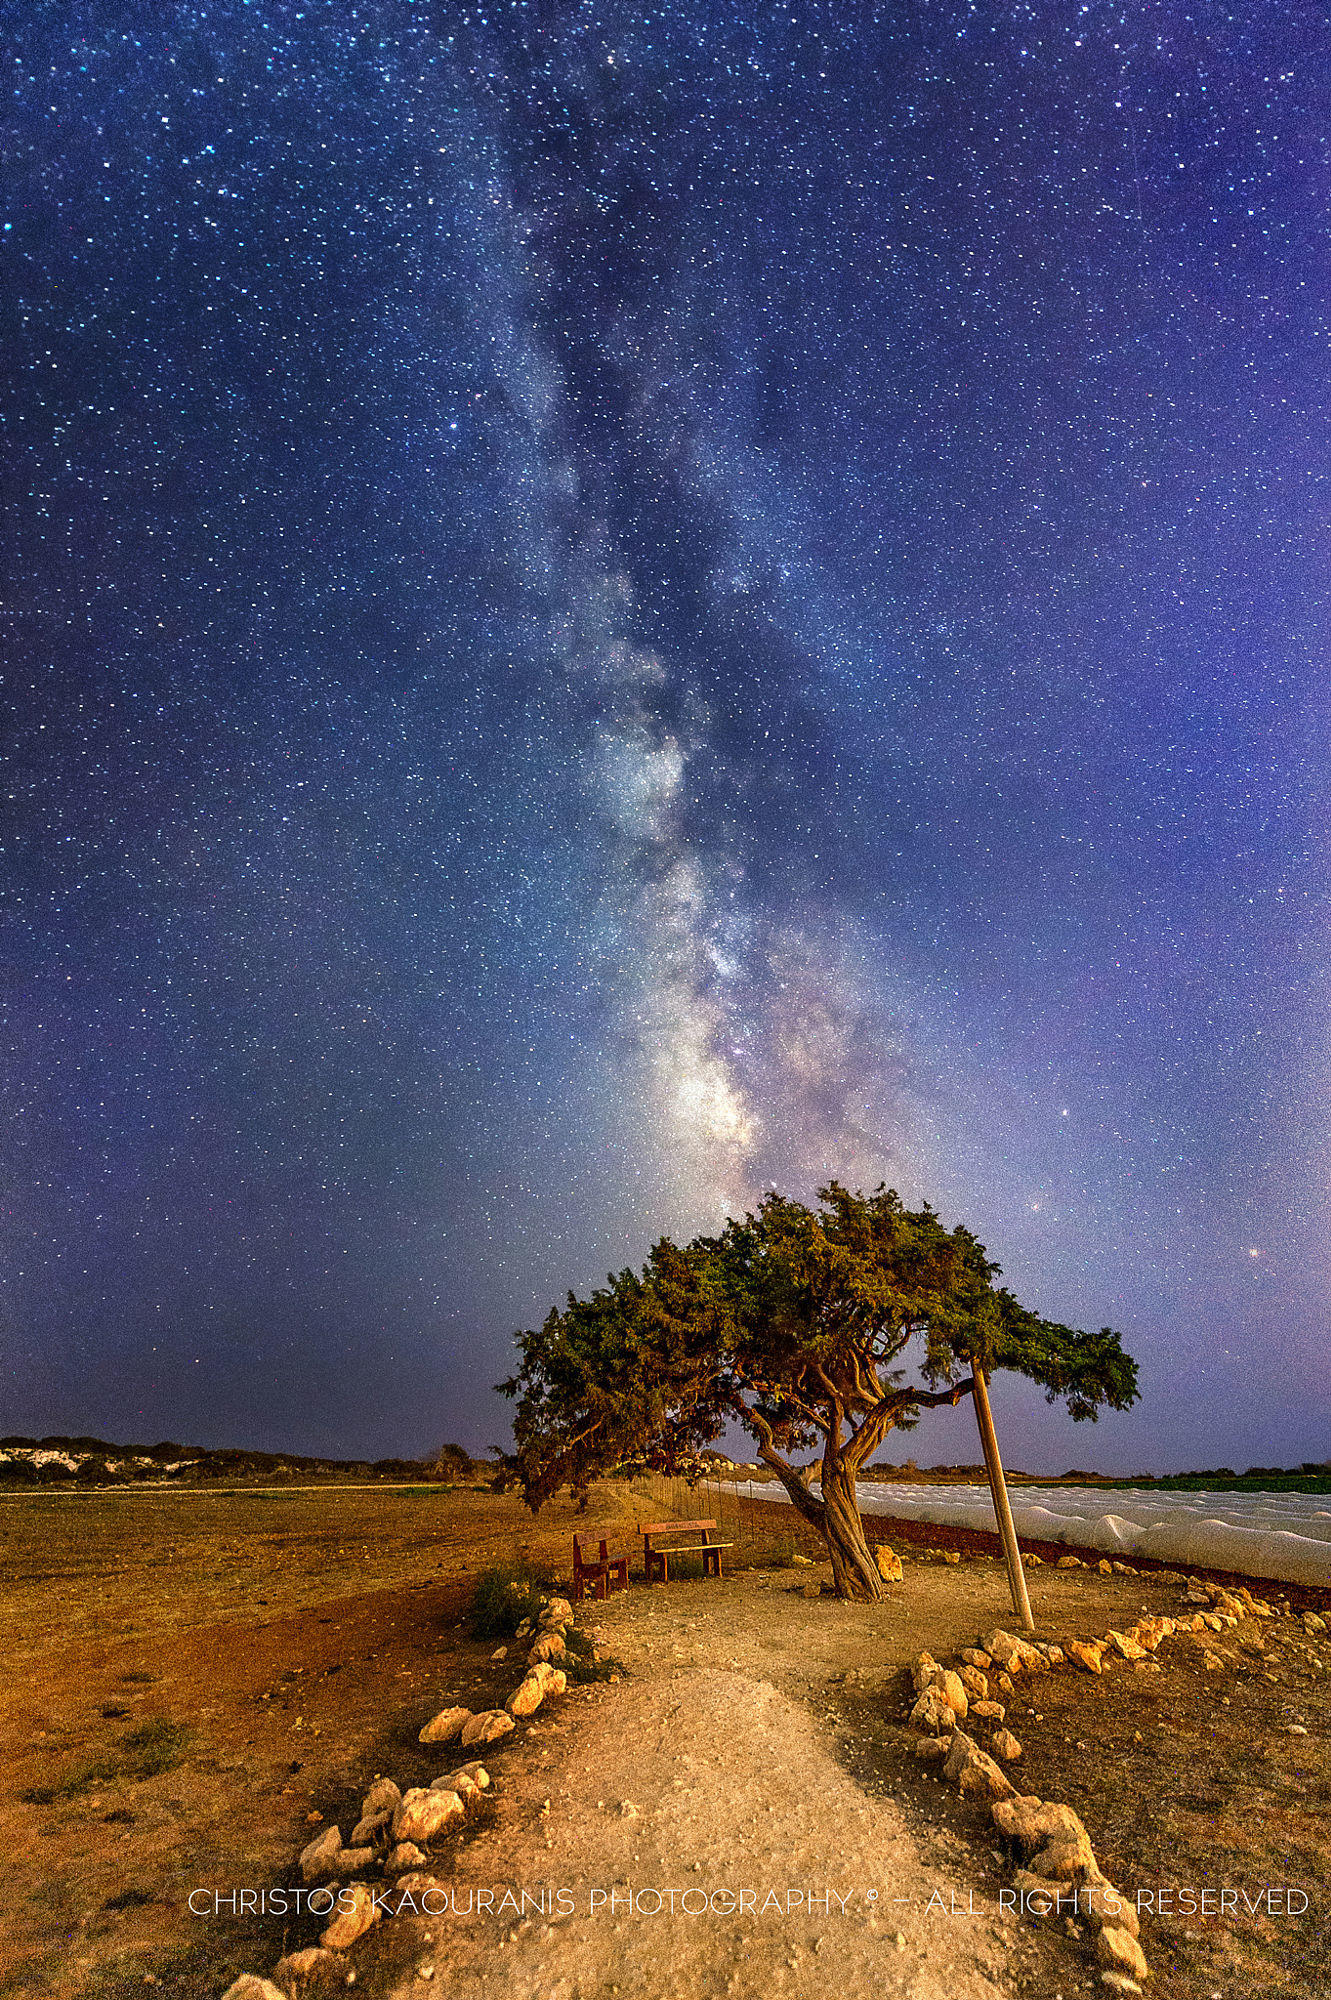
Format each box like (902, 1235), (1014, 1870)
(572, 1528), (630, 1602)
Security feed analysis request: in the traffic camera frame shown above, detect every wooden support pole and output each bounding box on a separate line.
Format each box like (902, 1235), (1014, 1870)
(971, 1366), (1035, 1633)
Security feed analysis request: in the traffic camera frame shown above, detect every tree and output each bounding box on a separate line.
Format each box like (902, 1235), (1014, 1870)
(501, 1183), (1139, 1599)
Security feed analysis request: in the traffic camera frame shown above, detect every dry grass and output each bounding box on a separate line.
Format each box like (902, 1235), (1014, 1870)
(2, 1481), (1326, 2000)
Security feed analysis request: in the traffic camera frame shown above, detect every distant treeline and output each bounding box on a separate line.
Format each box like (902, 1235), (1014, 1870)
(813, 1459), (1331, 1493)
(868, 1464), (1331, 1493)
(862, 1462), (1331, 1493)
(3, 1437), (1326, 1493)
(1109, 1467), (1331, 1494)
(0, 1437), (487, 1487)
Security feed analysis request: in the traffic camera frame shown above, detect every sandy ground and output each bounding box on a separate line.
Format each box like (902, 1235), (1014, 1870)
(3, 1482), (1327, 2000)
(364, 1544), (1331, 2000)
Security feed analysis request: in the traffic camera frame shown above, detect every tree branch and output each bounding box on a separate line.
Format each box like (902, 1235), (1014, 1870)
(842, 1376), (975, 1471)
(912, 1377), (975, 1409)
(737, 1368), (831, 1438)
(747, 1408), (826, 1527)
(842, 1400), (898, 1471)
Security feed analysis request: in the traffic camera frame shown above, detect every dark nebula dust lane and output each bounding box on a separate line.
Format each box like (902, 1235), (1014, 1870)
(3, 3), (1329, 1469)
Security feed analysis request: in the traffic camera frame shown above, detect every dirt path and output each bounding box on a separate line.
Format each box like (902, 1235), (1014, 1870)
(377, 1584), (1015, 2000)
(369, 1567), (1086, 2000)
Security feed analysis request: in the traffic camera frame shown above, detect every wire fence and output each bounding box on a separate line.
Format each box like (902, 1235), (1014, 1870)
(624, 1463), (808, 1572)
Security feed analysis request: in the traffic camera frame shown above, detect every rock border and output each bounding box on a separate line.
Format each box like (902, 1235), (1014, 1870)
(902, 1576), (1282, 1991)
(220, 1595), (581, 1998)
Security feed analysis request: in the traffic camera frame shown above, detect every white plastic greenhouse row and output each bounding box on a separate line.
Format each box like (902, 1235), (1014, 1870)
(736, 1479), (1331, 1586)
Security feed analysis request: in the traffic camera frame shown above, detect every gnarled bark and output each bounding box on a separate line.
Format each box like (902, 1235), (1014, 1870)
(754, 1435), (884, 1600)
(820, 1457), (885, 1599)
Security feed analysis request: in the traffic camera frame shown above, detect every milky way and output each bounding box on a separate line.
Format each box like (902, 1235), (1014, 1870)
(4, 3), (1329, 1469)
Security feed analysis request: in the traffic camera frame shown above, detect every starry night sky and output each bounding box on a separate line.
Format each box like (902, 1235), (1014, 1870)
(5, 2), (1329, 1470)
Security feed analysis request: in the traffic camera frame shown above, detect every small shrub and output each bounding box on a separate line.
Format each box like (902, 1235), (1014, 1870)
(564, 1650), (626, 1685)
(120, 1717), (191, 1777)
(103, 1888), (154, 1911)
(469, 1563), (555, 1640)
(21, 1755), (119, 1805)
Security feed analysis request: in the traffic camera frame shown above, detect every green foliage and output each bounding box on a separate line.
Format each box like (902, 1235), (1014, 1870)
(503, 1183), (1137, 1509)
(19, 1717), (189, 1807)
(563, 1648), (626, 1684)
(499, 1252), (721, 1511)
(469, 1563), (555, 1640)
(1111, 1472), (1331, 1495)
(988, 1297), (1138, 1422)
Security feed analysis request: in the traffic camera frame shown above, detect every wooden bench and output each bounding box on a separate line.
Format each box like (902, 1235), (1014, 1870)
(641, 1518), (734, 1585)
(572, 1529), (630, 1603)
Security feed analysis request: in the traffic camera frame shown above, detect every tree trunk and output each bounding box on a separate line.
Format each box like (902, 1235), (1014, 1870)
(753, 1434), (884, 1599)
(819, 1457), (884, 1600)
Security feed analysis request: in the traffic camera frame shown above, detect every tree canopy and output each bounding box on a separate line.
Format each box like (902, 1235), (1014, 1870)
(501, 1183), (1139, 1596)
